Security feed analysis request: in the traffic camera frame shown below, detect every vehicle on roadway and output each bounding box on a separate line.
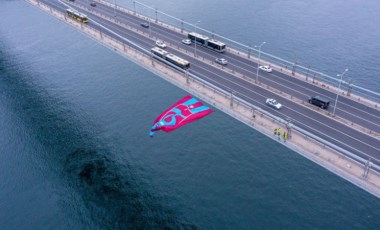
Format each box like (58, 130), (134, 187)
(259, 65), (272, 73)
(188, 32), (226, 53)
(308, 96), (330, 109)
(141, 22), (149, 28)
(215, 58), (228, 65)
(155, 40), (167, 49)
(90, 1), (96, 6)
(151, 47), (190, 70)
(182, 39), (192, 45)
(266, 98), (282, 109)
(66, 8), (89, 23)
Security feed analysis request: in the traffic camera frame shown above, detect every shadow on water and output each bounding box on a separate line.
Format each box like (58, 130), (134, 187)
(0, 49), (196, 229)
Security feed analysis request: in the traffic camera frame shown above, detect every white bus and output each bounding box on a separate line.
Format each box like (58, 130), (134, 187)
(187, 32), (226, 53)
(151, 47), (190, 70)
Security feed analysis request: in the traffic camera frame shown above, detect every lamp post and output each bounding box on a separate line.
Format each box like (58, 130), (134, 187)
(148, 19), (151, 37)
(255, 41), (266, 83)
(333, 69), (349, 116)
(194, 20), (201, 57)
(113, 0), (117, 18)
(154, 6), (158, 23)
(148, 6), (154, 37)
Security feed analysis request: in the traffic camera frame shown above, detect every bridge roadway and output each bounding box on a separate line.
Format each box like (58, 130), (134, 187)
(42, 0), (380, 163)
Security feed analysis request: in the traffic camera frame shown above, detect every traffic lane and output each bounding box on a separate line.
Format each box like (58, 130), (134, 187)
(294, 120), (379, 161)
(42, 0), (67, 9)
(253, 69), (380, 133)
(337, 96), (380, 129)
(268, 72), (380, 127)
(87, 0), (191, 46)
(188, 67), (291, 124)
(73, 0), (177, 46)
(74, 0), (203, 58)
(335, 105), (380, 134)
(283, 105), (380, 157)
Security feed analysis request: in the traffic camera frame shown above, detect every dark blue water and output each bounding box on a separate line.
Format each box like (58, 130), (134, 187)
(1, 0), (380, 229)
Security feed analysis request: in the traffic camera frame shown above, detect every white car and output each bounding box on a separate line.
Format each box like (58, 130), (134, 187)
(215, 58), (228, 65)
(266, 98), (282, 109)
(155, 40), (167, 49)
(259, 65), (272, 73)
(182, 39), (192, 45)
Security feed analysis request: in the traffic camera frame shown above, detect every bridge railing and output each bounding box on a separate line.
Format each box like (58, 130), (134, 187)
(33, 0), (380, 174)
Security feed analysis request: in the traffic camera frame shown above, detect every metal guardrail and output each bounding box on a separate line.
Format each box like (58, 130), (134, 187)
(33, 0), (380, 173)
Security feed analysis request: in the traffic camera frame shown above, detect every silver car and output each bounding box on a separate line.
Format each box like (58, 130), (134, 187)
(215, 58), (228, 65)
(155, 40), (167, 49)
(182, 39), (192, 45)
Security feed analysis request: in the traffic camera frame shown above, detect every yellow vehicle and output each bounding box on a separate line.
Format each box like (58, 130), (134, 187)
(66, 8), (89, 23)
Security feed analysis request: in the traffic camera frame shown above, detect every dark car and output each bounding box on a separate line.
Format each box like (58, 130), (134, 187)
(141, 22), (149, 28)
(90, 2), (96, 6)
(308, 96), (330, 109)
